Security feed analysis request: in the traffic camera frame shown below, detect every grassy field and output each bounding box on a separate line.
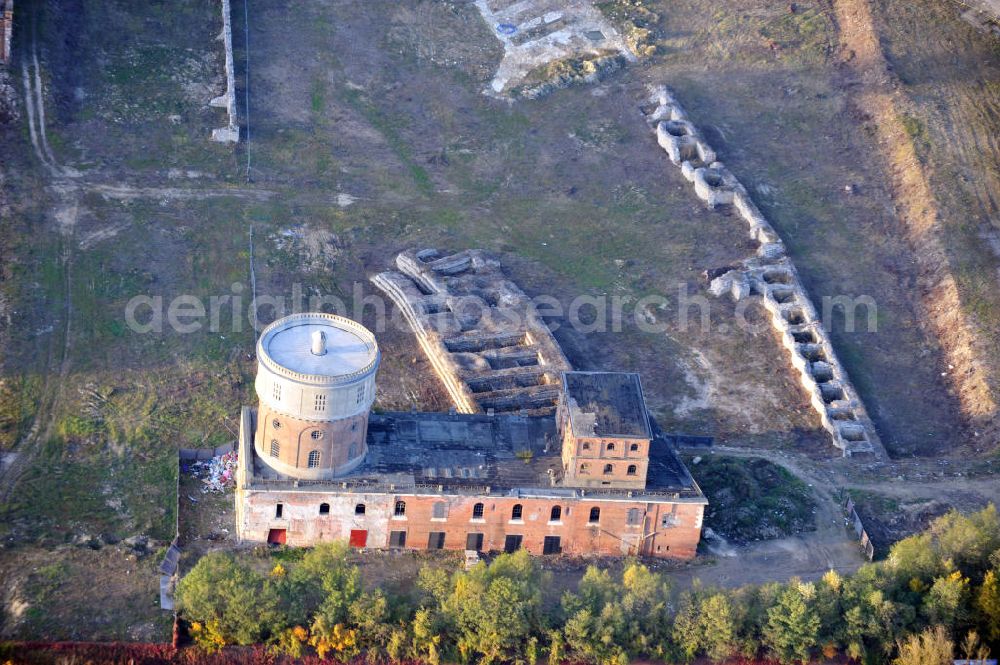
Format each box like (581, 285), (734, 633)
(0, 0), (997, 641)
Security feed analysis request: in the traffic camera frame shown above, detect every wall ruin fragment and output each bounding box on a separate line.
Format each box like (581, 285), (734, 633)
(210, 0), (239, 143)
(371, 248), (572, 415)
(644, 85), (884, 458)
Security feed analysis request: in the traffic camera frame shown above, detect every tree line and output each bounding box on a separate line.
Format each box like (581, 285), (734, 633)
(176, 504), (1000, 664)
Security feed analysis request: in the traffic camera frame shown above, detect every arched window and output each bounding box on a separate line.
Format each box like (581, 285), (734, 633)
(588, 507), (600, 523)
(319, 503), (330, 515)
(310, 430), (323, 440)
(630, 443), (639, 452)
(582, 442), (591, 451)
(272, 419), (281, 429)
(626, 508), (642, 525)
(472, 503), (485, 519)
(511, 504), (523, 520)
(579, 462), (590, 474)
(627, 464), (637, 476)
(394, 500), (406, 517)
(603, 463), (613, 475)
(355, 503), (366, 515)
(270, 440), (279, 458)
(606, 442), (615, 451)
(550, 505), (562, 522)
(307, 450), (321, 468)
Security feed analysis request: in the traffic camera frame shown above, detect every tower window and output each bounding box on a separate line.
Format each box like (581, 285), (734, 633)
(579, 462), (590, 474)
(315, 394), (327, 411)
(627, 464), (637, 476)
(310, 430), (323, 440)
(355, 503), (366, 515)
(307, 450), (321, 468)
(319, 503), (330, 515)
(394, 500), (406, 517)
(356, 386), (365, 404)
(472, 503), (484, 519)
(272, 383), (281, 401)
(606, 443), (615, 452)
(589, 507), (600, 524)
(630, 443), (639, 452)
(511, 504), (523, 521)
(275, 503), (283, 518)
(603, 464), (613, 475)
(582, 442), (591, 451)
(272, 419), (281, 429)
(550, 505), (562, 522)
(270, 440), (279, 458)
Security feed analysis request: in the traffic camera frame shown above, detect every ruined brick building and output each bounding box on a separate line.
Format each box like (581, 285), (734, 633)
(235, 312), (706, 559)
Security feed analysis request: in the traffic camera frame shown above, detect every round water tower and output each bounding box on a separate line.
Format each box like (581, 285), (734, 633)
(254, 313), (380, 480)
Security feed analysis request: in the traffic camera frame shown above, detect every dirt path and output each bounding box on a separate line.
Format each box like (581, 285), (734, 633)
(0, 25), (268, 506)
(830, 0), (999, 440)
(672, 444), (1000, 589)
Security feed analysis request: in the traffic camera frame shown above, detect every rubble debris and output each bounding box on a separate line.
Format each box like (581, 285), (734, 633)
(186, 450), (238, 492)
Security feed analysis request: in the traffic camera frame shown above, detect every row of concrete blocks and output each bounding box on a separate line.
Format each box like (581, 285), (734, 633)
(645, 85), (881, 457)
(210, 0), (239, 143)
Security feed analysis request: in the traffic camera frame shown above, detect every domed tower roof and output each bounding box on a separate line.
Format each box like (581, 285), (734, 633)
(257, 313), (379, 386)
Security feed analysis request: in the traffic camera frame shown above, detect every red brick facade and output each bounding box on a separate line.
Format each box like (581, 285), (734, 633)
(237, 488), (704, 559)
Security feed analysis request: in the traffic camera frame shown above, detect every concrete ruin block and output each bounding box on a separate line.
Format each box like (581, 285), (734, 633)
(680, 160), (698, 183)
(210, 0), (239, 143)
(758, 242), (785, 260)
(655, 120), (716, 166)
(693, 165), (737, 208)
(211, 126), (239, 143)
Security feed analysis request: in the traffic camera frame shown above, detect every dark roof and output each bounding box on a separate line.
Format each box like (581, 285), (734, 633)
(248, 410), (702, 501)
(562, 372), (652, 439)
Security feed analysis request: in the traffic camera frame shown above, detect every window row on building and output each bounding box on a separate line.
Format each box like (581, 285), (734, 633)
(581, 441), (642, 453)
(386, 530), (563, 555)
(578, 461), (639, 475)
(273, 500), (648, 527)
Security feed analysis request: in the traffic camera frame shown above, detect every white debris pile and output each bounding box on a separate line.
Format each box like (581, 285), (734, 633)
(190, 450), (238, 493)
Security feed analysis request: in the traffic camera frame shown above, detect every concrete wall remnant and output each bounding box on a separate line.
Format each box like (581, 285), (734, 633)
(0, 0), (13, 65)
(473, 0), (635, 97)
(372, 248), (572, 415)
(644, 85), (884, 458)
(210, 0), (239, 143)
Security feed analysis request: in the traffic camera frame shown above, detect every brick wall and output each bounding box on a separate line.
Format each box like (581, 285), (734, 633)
(236, 488), (704, 560)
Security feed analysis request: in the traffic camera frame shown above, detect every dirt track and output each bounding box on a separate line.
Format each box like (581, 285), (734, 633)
(831, 0), (1000, 441)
